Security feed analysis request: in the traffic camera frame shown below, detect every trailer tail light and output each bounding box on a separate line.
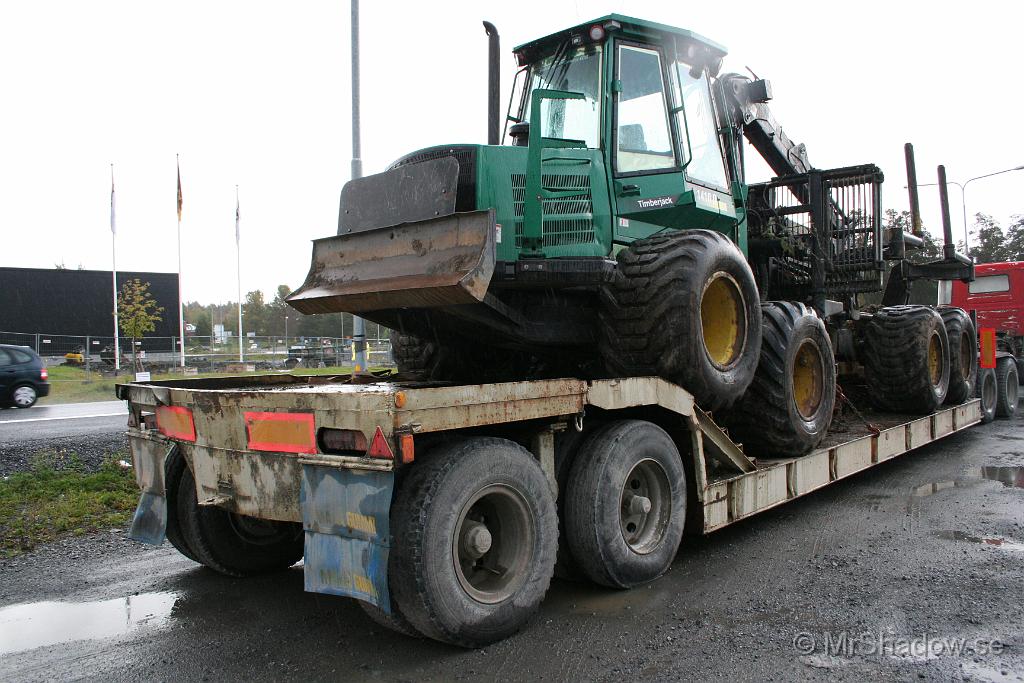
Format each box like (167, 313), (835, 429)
(40, 368), (48, 381)
(156, 406), (196, 442)
(244, 412), (317, 454)
(980, 328), (997, 369)
(318, 428), (368, 455)
(366, 426), (394, 460)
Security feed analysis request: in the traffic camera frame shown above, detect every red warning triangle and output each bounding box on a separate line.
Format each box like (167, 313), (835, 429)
(366, 426), (394, 459)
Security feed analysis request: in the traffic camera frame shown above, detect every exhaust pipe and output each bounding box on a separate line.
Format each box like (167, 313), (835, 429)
(483, 21), (500, 145)
(904, 142), (923, 237)
(937, 165), (957, 260)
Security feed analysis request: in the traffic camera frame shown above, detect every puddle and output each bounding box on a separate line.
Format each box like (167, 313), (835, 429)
(911, 465), (1024, 499)
(933, 530), (1024, 553)
(0, 591), (178, 656)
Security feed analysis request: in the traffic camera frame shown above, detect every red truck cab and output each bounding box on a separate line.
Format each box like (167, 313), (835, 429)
(946, 262), (1024, 338)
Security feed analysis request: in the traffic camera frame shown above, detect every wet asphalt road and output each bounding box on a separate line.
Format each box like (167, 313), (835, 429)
(2, 412), (1023, 681)
(0, 401), (126, 441)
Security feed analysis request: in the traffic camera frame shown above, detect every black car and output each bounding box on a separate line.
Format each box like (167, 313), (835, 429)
(0, 344), (50, 408)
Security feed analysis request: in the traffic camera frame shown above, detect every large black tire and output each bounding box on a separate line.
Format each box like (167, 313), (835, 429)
(600, 230), (762, 412)
(995, 356), (1019, 418)
(178, 466), (304, 577)
(976, 366), (997, 424)
(862, 306), (950, 414)
(723, 302), (836, 457)
(358, 601), (421, 639)
(389, 330), (541, 383)
(164, 446), (200, 563)
(939, 307), (978, 405)
(389, 330), (445, 376)
(564, 420), (686, 588)
(389, 438), (557, 648)
(552, 428), (587, 581)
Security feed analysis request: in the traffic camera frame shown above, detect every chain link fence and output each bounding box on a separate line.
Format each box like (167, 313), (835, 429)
(0, 330), (394, 376)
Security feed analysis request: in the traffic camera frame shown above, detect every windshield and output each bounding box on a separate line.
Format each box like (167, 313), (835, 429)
(520, 44), (602, 148)
(672, 63), (728, 189)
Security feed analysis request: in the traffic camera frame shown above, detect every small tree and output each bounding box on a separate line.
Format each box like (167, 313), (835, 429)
(118, 279), (164, 371)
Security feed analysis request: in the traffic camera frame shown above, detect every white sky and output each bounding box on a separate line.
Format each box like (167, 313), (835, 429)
(2, 0), (1022, 304)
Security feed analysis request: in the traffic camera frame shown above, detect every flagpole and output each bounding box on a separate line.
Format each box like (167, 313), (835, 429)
(236, 185), (243, 363)
(177, 155), (186, 368)
(111, 164), (120, 372)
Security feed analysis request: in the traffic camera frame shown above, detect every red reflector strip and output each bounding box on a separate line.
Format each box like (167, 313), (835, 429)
(980, 328), (997, 369)
(366, 426), (394, 459)
(156, 406), (196, 442)
(245, 412), (317, 454)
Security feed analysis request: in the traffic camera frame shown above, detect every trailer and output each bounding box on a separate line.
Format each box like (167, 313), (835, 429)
(117, 373), (984, 647)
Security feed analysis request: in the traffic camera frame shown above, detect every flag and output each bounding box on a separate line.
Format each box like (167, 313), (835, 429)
(235, 186), (240, 245)
(176, 155), (183, 222)
(110, 164), (116, 235)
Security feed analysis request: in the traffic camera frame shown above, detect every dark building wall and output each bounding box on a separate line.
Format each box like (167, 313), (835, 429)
(0, 267), (180, 337)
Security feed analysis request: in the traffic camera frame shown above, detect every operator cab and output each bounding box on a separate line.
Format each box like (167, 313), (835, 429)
(505, 15), (739, 241)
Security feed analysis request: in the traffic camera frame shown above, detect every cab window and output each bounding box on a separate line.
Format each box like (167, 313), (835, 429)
(522, 45), (602, 149)
(673, 64), (729, 189)
(615, 45), (675, 173)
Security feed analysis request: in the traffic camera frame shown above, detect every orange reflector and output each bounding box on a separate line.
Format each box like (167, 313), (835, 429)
(245, 412), (317, 454)
(155, 406), (196, 442)
(394, 391), (407, 409)
(399, 434), (415, 464)
(980, 328), (997, 369)
(366, 426), (394, 459)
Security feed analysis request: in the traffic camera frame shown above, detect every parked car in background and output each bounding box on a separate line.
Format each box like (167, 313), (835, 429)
(0, 344), (50, 408)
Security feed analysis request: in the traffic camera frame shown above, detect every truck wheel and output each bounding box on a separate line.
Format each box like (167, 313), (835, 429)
(976, 366), (997, 424)
(939, 307), (978, 404)
(178, 466), (304, 577)
(389, 438), (557, 647)
(358, 601), (421, 639)
(564, 420), (686, 588)
(552, 428), (587, 581)
(600, 230), (762, 411)
(995, 356), (1019, 418)
(723, 302), (836, 457)
(862, 306), (950, 414)
(164, 446), (200, 563)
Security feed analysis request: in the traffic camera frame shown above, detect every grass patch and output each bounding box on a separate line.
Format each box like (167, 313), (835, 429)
(0, 456), (139, 558)
(45, 364), (387, 404)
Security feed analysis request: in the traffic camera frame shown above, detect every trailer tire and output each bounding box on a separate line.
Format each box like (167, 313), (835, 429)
(178, 466), (304, 577)
(600, 230), (762, 411)
(996, 356), (1019, 418)
(164, 446), (200, 563)
(723, 302), (836, 457)
(358, 601), (422, 639)
(389, 438), (557, 648)
(976, 366), (997, 424)
(939, 307), (978, 404)
(552, 428), (587, 581)
(862, 306), (950, 413)
(565, 420), (686, 588)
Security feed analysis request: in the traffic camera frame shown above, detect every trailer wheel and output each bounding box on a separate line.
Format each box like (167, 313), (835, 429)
(600, 230), (762, 411)
(939, 307), (978, 404)
(976, 366), (997, 424)
(178, 466), (304, 577)
(723, 302), (836, 457)
(564, 420), (686, 588)
(862, 306), (950, 413)
(164, 446), (200, 563)
(389, 438), (557, 647)
(995, 356), (1019, 418)
(358, 601), (421, 639)
(552, 428), (587, 580)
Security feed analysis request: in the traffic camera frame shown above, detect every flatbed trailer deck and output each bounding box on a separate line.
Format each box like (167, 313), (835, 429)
(117, 374), (982, 646)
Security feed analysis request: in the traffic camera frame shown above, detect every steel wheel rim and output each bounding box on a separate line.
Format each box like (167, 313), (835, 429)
(1008, 369), (1019, 411)
(700, 272), (746, 370)
(793, 339), (825, 419)
(453, 484), (534, 605)
(619, 459), (672, 555)
(927, 332), (942, 387)
(984, 374), (997, 412)
(227, 513), (296, 546)
(12, 386), (35, 407)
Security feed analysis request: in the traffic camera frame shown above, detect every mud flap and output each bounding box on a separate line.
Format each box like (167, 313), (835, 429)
(300, 465), (394, 612)
(127, 435), (173, 546)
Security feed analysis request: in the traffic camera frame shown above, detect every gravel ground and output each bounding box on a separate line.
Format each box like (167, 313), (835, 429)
(0, 432), (128, 476)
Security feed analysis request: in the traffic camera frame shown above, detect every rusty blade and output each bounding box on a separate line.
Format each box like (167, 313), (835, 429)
(287, 209), (496, 315)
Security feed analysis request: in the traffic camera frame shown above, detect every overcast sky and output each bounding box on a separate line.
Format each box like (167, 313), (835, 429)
(2, 0), (1022, 304)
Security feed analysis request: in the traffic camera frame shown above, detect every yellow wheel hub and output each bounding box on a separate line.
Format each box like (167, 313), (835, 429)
(793, 340), (824, 419)
(701, 273), (745, 369)
(927, 333), (942, 386)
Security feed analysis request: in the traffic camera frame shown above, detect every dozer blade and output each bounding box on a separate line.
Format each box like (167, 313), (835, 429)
(287, 210), (496, 315)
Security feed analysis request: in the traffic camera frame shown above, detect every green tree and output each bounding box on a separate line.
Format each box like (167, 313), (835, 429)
(242, 290), (268, 336)
(1003, 214), (1024, 261)
(193, 309), (212, 337)
(117, 279), (164, 371)
(962, 213), (1010, 263)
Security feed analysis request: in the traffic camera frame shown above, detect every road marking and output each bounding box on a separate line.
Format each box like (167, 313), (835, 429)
(0, 412), (126, 424)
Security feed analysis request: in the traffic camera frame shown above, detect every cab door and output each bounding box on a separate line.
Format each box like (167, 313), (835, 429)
(609, 41), (736, 243)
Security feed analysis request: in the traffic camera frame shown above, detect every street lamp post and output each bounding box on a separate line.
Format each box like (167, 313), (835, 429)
(914, 165), (1024, 253)
(284, 316), (289, 351)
